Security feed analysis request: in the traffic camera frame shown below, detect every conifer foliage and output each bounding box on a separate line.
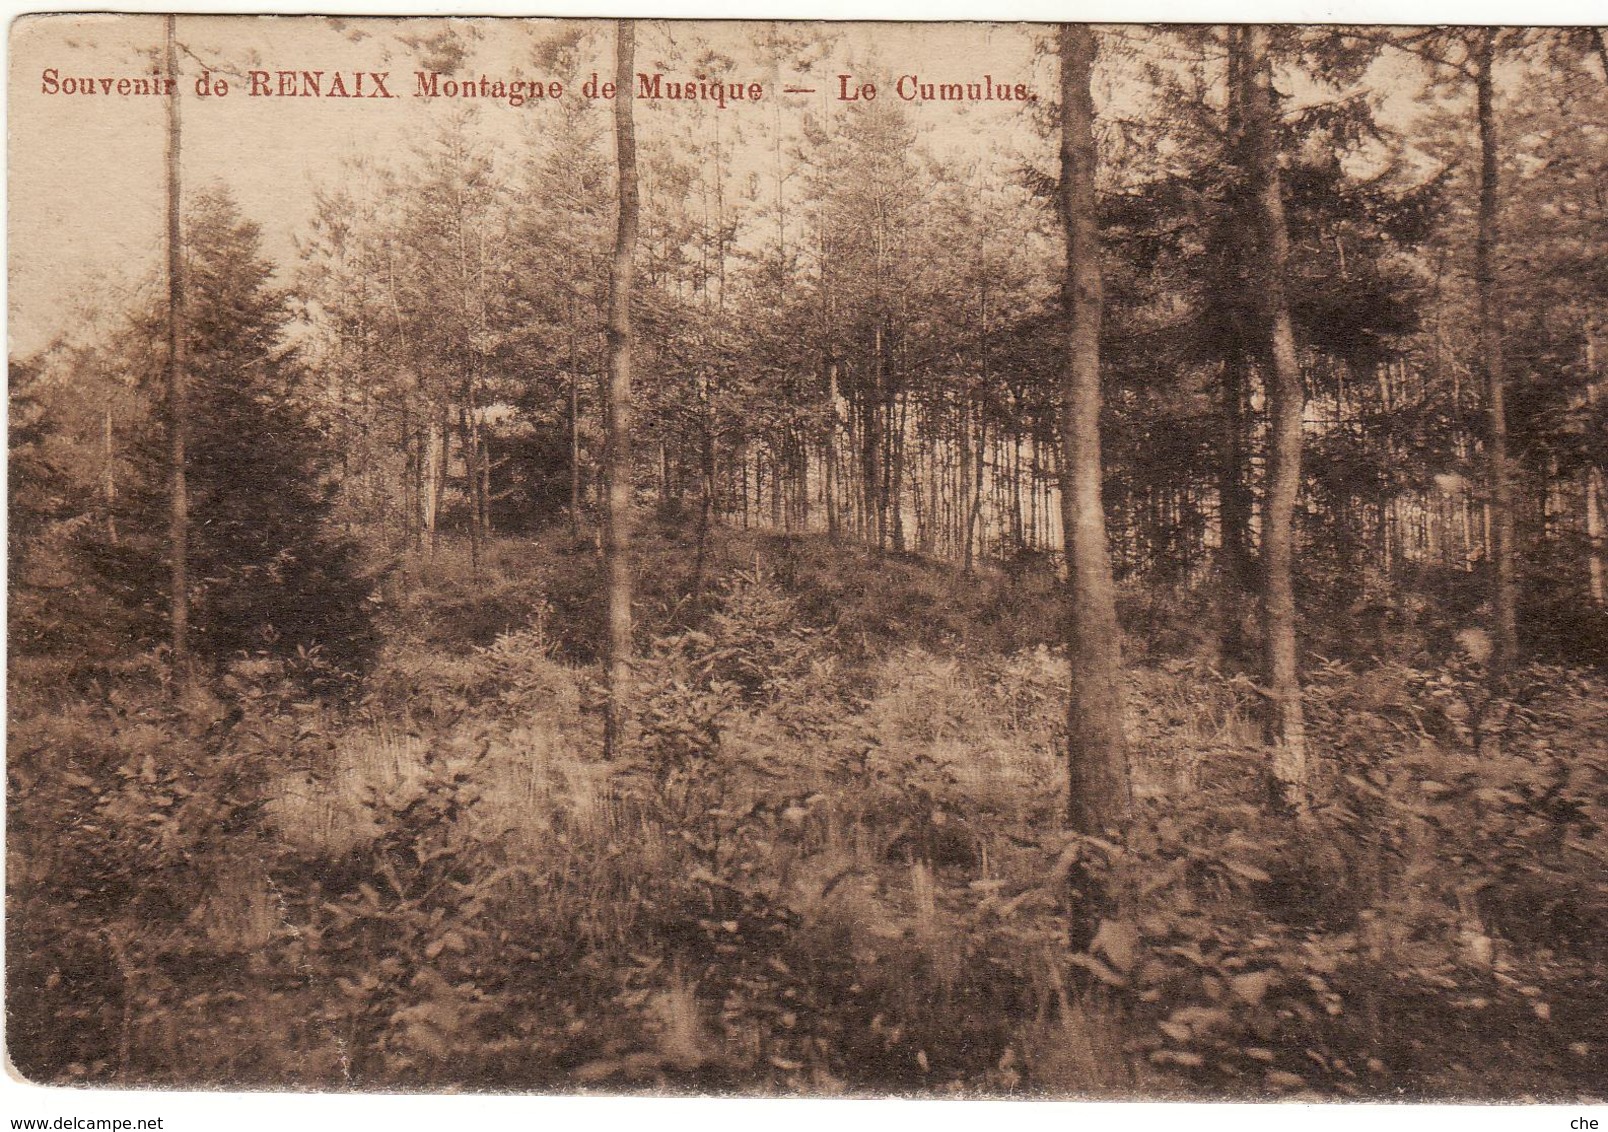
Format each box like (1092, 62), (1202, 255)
(95, 189), (378, 677)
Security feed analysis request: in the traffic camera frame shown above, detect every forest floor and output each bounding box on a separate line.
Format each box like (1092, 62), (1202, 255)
(8, 519), (1608, 1098)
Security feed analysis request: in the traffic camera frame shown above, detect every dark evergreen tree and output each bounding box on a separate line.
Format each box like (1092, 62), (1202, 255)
(96, 188), (379, 679)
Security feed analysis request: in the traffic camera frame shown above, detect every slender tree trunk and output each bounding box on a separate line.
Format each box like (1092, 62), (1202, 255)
(795, 427), (811, 529)
(103, 405), (119, 545)
(425, 418), (436, 548)
(164, 14), (190, 678)
(427, 408), (448, 555)
(1010, 418), (1025, 553)
(602, 19), (639, 759)
(1219, 363), (1255, 611)
(967, 410), (987, 572)
(1585, 329), (1605, 604)
(401, 404), (417, 552)
(957, 398), (972, 567)
(740, 442), (751, 529)
(481, 427), (494, 536)
(1219, 27), (1255, 657)
(1588, 469), (1606, 605)
(871, 328), (888, 549)
(890, 389), (908, 552)
(460, 396), (481, 578)
(921, 416), (941, 556)
(692, 371), (717, 605)
(1028, 434), (1040, 550)
(1242, 25), (1308, 806)
(1476, 29), (1520, 672)
(769, 446), (784, 528)
(824, 358), (840, 538)
(1058, 25), (1131, 835)
(567, 297), (583, 537)
(385, 252), (420, 556)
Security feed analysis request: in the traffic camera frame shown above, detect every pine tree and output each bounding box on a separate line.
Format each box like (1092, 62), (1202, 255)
(104, 188), (378, 679)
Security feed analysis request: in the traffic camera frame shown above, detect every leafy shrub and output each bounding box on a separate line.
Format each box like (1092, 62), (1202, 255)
(288, 740), (512, 1081)
(6, 677), (292, 1083)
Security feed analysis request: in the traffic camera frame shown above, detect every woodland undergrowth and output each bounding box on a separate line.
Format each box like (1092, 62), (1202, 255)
(8, 532), (1607, 1098)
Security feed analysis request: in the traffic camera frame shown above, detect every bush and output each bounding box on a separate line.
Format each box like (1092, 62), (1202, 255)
(6, 675), (295, 1083)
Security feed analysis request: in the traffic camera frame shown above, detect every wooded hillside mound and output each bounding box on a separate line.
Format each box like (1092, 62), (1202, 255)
(9, 526), (1606, 1097)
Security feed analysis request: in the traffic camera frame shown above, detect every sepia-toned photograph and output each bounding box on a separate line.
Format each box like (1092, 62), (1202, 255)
(6, 9), (1606, 1102)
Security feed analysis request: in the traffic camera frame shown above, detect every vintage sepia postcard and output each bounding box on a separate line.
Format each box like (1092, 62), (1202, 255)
(6, 7), (1606, 1112)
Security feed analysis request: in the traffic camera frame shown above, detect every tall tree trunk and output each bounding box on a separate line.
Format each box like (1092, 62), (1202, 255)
(966, 410), (987, 572)
(1010, 417), (1025, 553)
(1219, 369), (1256, 593)
(481, 427), (494, 536)
(859, 394), (878, 545)
(164, 14), (190, 678)
(824, 357), (841, 538)
(103, 405), (119, 545)
(872, 328), (888, 549)
(795, 428), (811, 529)
(1057, 25), (1131, 835)
(692, 370), (717, 605)
(1028, 434), (1040, 550)
(402, 405), (418, 552)
(459, 397), (481, 579)
(1585, 328), (1605, 604)
(602, 19), (639, 759)
(427, 408), (448, 555)
(792, 430), (804, 529)
(1242, 25), (1308, 806)
(890, 389), (908, 552)
(570, 326), (582, 538)
(1588, 468), (1606, 605)
(957, 397), (972, 568)
(769, 447), (783, 528)
(1476, 29), (1520, 671)
(1219, 27), (1255, 657)
(739, 442), (751, 529)
(412, 419), (426, 552)
(920, 416), (941, 557)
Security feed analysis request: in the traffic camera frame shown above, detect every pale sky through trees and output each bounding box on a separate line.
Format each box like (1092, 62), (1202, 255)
(9, 16), (1067, 357)
(6, 14), (1478, 362)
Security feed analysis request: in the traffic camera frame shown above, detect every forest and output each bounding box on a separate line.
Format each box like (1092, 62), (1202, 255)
(7, 17), (1608, 1098)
